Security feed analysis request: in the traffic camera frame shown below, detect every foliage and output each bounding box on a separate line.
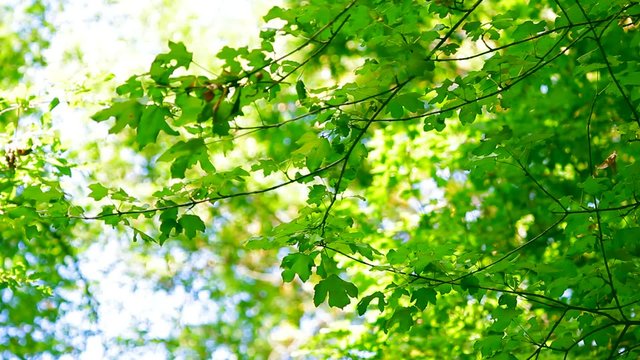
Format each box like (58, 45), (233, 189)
(0, 0), (52, 87)
(3, 0), (640, 358)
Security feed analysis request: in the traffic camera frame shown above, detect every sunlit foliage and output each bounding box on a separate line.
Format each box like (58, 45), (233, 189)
(2, 0), (640, 358)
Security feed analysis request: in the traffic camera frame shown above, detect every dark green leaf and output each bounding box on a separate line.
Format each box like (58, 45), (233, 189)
(179, 214), (206, 239)
(313, 274), (358, 308)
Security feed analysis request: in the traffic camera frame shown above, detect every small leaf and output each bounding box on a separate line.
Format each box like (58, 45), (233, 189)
(459, 105), (479, 124)
(472, 139), (498, 156)
(296, 80), (307, 100)
(281, 269), (295, 282)
(579, 177), (609, 195)
(411, 287), (437, 311)
(386, 307), (414, 332)
(137, 105), (179, 147)
(313, 274), (359, 308)
(281, 253), (315, 282)
(460, 275), (480, 294)
(295, 133), (331, 171)
(498, 294), (517, 309)
(159, 208), (180, 244)
(475, 334), (503, 357)
(179, 214), (206, 239)
(49, 97), (60, 111)
(132, 227), (156, 243)
(357, 291), (386, 315)
(307, 185), (327, 206)
(245, 237), (280, 250)
(88, 183), (109, 201)
(388, 92), (424, 118)
(91, 99), (142, 134)
(150, 41), (193, 84)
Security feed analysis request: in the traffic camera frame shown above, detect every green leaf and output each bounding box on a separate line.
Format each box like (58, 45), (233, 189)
(498, 294), (517, 309)
(295, 80), (307, 100)
(281, 269), (296, 282)
(459, 104), (479, 124)
(175, 93), (205, 125)
(159, 208), (180, 244)
(386, 248), (409, 265)
(137, 105), (179, 147)
(512, 20), (546, 39)
(150, 41), (193, 84)
(307, 185), (327, 206)
(245, 236), (282, 250)
(411, 287), (437, 311)
(281, 252), (315, 282)
(579, 177), (610, 195)
(611, 227), (640, 259)
(552, 332), (575, 349)
(357, 291), (386, 315)
(91, 99), (143, 134)
(472, 139), (498, 156)
(316, 252), (338, 277)
(88, 183), (109, 201)
(251, 159), (279, 176)
(295, 133), (331, 171)
(424, 113), (447, 132)
(264, 6), (286, 21)
(116, 75), (144, 97)
(178, 214), (206, 239)
(157, 138), (212, 178)
(386, 307), (414, 332)
(48, 97), (60, 111)
(313, 274), (358, 308)
(489, 308), (518, 332)
(475, 335), (503, 357)
(21, 186), (63, 202)
(388, 92), (424, 118)
(460, 275), (480, 294)
(111, 188), (133, 202)
(132, 227), (157, 243)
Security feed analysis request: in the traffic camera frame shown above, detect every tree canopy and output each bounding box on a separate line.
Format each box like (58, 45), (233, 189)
(2, 0), (640, 358)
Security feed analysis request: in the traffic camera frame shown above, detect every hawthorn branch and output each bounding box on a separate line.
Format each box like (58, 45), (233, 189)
(553, 201), (640, 214)
(528, 308), (567, 360)
(241, 0), (358, 80)
(574, 1), (640, 126)
(367, 24), (592, 123)
(432, 17), (615, 63)
(230, 84), (401, 131)
(426, 0), (484, 60)
(511, 156), (567, 212)
(452, 215), (567, 283)
(576, 21), (629, 321)
(593, 197), (627, 320)
(268, 14), (352, 90)
(318, 0), (484, 236)
(585, 84), (609, 177)
(323, 242), (622, 322)
(608, 324), (629, 360)
(318, 79), (411, 236)
(71, 158), (344, 220)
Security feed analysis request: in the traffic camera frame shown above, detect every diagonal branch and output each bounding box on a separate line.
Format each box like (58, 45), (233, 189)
(369, 24), (592, 123)
(318, 79), (411, 236)
(241, 0), (359, 80)
(528, 308), (568, 360)
(574, 1), (640, 126)
(71, 158), (345, 220)
(453, 215), (567, 282)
